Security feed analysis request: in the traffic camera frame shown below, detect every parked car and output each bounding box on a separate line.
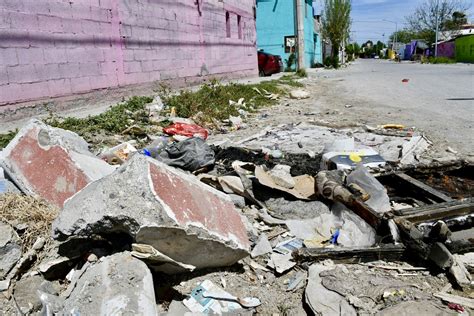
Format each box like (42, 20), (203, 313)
(258, 51), (282, 76)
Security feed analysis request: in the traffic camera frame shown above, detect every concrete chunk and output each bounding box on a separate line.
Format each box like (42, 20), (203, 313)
(0, 221), (22, 279)
(61, 252), (157, 316)
(1, 119), (115, 207)
(53, 155), (251, 272)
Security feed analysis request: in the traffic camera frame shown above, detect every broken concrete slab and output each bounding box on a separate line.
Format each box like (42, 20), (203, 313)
(14, 275), (55, 314)
(400, 135), (431, 166)
(265, 198), (330, 220)
(305, 264), (357, 315)
(61, 252), (157, 315)
(0, 221), (22, 279)
(53, 154), (251, 272)
(0, 119), (115, 207)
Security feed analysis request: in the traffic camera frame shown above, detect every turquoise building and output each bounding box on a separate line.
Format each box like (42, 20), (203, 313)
(256, 0), (322, 69)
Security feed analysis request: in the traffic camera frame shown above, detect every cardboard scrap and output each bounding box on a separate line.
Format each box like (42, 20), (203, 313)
(255, 166), (316, 200)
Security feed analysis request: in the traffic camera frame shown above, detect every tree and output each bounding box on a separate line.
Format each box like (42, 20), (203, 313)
(444, 11), (468, 33)
(389, 29), (419, 44)
(406, 0), (471, 44)
(322, 0), (352, 63)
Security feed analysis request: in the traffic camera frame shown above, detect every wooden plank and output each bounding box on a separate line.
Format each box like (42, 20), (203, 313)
(294, 244), (405, 264)
(394, 173), (453, 203)
(394, 198), (473, 224)
(346, 198), (383, 229)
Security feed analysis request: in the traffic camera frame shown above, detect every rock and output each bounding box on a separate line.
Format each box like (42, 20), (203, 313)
(61, 252), (157, 315)
(0, 279), (10, 292)
(305, 264), (356, 315)
(251, 234), (272, 258)
(0, 167), (20, 194)
(53, 155), (251, 272)
(0, 119), (115, 207)
(269, 165), (295, 189)
(264, 198), (330, 220)
(290, 89), (310, 99)
(0, 221), (22, 279)
(14, 275), (54, 314)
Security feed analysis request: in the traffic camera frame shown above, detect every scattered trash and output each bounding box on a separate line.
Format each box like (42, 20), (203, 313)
(154, 137), (215, 171)
(274, 238), (304, 255)
(321, 138), (386, 170)
(286, 271), (306, 292)
(163, 122), (209, 140)
(347, 165), (391, 214)
(345, 104), (353, 108)
(447, 146), (458, 154)
(131, 243), (196, 273)
(290, 89), (310, 99)
(379, 124), (405, 130)
(184, 280), (259, 314)
(0, 109), (470, 315)
(146, 95), (165, 115)
(141, 136), (171, 158)
(100, 142), (137, 165)
(448, 302), (465, 313)
(255, 165), (316, 200)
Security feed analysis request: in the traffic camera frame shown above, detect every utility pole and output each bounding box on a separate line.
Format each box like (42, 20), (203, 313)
(295, 0), (305, 70)
(383, 19), (398, 52)
(435, 0), (439, 57)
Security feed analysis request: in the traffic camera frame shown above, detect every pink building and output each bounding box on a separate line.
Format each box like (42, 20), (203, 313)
(0, 0), (258, 108)
(437, 40), (455, 59)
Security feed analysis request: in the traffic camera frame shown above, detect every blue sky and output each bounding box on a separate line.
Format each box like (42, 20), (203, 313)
(313, 0), (473, 44)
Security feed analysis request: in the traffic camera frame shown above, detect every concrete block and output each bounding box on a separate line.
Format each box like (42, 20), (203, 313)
(1, 119), (115, 207)
(0, 221), (22, 279)
(70, 76), (92, 92)
(61, 252), (157, 315)
(0, 48), (19, 66)
(47, 78), (72, 97)
(7, 64), (38, 83)
(53, 154), (251, 272)
(43, 48), (68, 64)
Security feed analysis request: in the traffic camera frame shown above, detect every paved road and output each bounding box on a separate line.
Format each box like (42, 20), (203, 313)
(311, 59), (474, 157)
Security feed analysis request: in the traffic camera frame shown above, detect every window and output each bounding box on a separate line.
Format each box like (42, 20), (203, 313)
(237, 15), (242, 39)
(285, 36), (296, 53)
(226, 11), (231, 38)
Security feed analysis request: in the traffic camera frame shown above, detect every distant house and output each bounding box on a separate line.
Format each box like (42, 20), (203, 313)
(256, 0), (322, 69)
(455, 34), (474, 63)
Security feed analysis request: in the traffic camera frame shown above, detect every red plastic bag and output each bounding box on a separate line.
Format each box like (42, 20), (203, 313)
(163, 123), (209, 140)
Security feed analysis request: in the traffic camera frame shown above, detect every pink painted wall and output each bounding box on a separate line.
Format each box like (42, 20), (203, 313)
(0, 0), (258, 106)
(437, 41), (455, 59)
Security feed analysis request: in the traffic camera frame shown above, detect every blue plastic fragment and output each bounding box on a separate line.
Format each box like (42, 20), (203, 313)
(330, 228), (340, 244)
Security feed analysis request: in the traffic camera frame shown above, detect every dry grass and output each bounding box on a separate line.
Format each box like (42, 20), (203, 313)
(0, 194), (59, 254)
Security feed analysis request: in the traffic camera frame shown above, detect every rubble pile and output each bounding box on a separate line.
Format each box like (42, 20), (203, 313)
(0, 115), (472, 315)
